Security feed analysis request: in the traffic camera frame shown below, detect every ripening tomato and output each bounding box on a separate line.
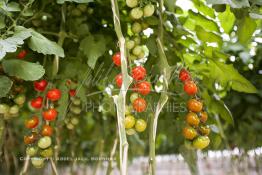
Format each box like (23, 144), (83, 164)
(193, 136), (210, 149)
(69, 89), (76, 97)
(199, 111), (208, 123)
(133, 97), (147, 112)
(184, 81), (198, 96)
(130, 93), (139, 103)
(132, 66), (146, 81)
(186, 112), (200, 127)
(135, 81), (151, 95)
(183, 126), (198, 140)
(41, 125), (53, 136)
(42, 108), (58, 121)
(24, 133), (38, 145)
(26, 146), (38, 156)
(135, 119), (147, 132)
(34, 80), (48, 92)
(199, 125), (210, 136)
(46, 89), (61, 101)
(115, 73), (123, 88)
(38, 136), (52, 149)
(187, 99), (203, 113)
(17, 50), (27, 59)
(30, 96), (43, 109)
(25, 116), (39, 129)
(124, 115), (136, 129)
(112, 52), (121, 66)
(179, 69), (190, 82)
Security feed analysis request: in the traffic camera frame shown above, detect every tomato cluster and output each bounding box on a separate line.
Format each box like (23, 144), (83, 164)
(179, 69), (211, 150)
(25, 79), (61, 168)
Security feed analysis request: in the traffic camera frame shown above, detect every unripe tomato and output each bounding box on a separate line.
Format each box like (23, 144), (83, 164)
(38, 136), (52, 149)
(199, 111), (208, 123)
(42, 108), (58, 121)
(17, 50), (27, 59)
(34, 80), (48, 92)
(14, 94), (26, 105)
(25, 116), (39, 129)
(39, 147), (53, 158)
(199, 125), (210, 136)
(41, 125), (53, 136)
(9, 105), (19, 115)
(67, 123), (75, 130)
(69, 89), (76, 97)
(71, 97), (81, 106)
(186, 112), (200, 127)
(31, 157), (44, 168)
(30, 96), (43, 109)
(26, 146), (38, 156)
(137, 50), (145, 59)
(133, 97), (147, 112)
(130, 93), (139, 103)
(125, 115), (136, 129)
(143, 4), (155, 17)
(115, 73), (123, 88)
(125, 105), (132, 115)
(130, 7), (143, 19)
(126, 0), (138, 8)
(112, 52), (121, 67)
(24, 133), (38, 145)
(183, 126), (197, 140)
(133, 37), (141, 45)
(69, 106), (81, 115)
(46, 89), (61, 101)
(132, 46), (143, 56)
(0, 104), (10, 114)
(179, 69), (190, 82)
(126, 40), (135, 50)
(184, 81), (198, 96)
(135, 81), (151, 95)
(193, 136), (210, 149)
(132, 66), (146, 81)
(187, 99), (203, 113)
(71, 117), (79, 125)
(135, 119), (147, 132)
(132, 22), (142, 34)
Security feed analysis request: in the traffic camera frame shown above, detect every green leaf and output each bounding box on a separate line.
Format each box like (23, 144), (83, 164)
(195, 26), (222, 46)
(192, 0), (215, 18)
(28, 30), (64, 57)
(218, 5), (235, 34)
(0, 2), (21, 12)
(79, 35), (107, 69)
(0, 75), (13, 98)
(57, 0), (93, 3)
(2, 60), (45, 81)
(207, 0), (250, 8)
(237, 16), (257, 45)
(0, 14), (5, 29)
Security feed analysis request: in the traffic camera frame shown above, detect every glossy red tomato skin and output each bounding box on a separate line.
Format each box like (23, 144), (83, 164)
(17, 50), (27, 59)
(112, 52), (121, 66)
(42, 108), (58, 121)
(136, 81), (151, 95)
(133, 97), (147, 112)
(115, 74), (123, 88)
(34, 80), (48, 92)
(179, 69), (190, 82)
(46, 89), (61, 101)
(25, 116), (39, 129)
(132, 66), (146, 81)
(184, 81), (198, 96)
(41, 125), (53, 136)
(31, 96), (43, 109)
(69, 89), (76, 97)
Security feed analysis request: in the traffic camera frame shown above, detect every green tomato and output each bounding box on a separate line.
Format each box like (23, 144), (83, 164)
(71, 8), (82, 17)
(72, 97), (81, 106)
(0, 104), (10, 114)
(126, 0), (138, 8)
(26, 146), (38, 157)
(39, 147), (53, 158)
(132, 22), (142, 34)
(125, 105), (131, 115)
(129, 54), (138, 61)
(126, 128), (136, 135)
(67, 123), (75, 130)
(138, 50), (145, 58)
(126, 40), (135, 50)
(193, 136), (210, 150)
(9, 105), (19, 115)
(71, 117), (79, 125)
(135, 119), (147, 132)
(132, 46), (143, 56)
(130, 7), (143, 20)
(38, 136), (52, 149)
(14, 94), (26, 105)
(125, 115), (136, 129)
(143, 4), (155, 17)
(31, 157), (44, 168)
(133, 37), (141, 45)
(130, 93), (139, 103)
(70, 106), (82, 115)
(141, 22), (149, 29)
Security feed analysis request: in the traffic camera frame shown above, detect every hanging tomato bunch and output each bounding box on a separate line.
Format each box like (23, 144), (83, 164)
(25, 79), (61, 168)
(179, 69), (211, 150)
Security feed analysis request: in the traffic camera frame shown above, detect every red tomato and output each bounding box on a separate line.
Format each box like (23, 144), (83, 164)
(34, 80), (48, 92)
(179, 69), (190, 82)
(112, 52), (121, 66)
(17, 50), (27, 59)
(135, 81), (151, 95)
(133, 97), (147, 112)
(25, 116), (39, 129)
(184, 81), (198, 96)
(69, 89), (76, 97)
(132, 66), (146, 81)
(30, 96), (43, 109)
(42, 108), (58, 121)
(41, 125), (53, 136)
(46, 89), (61, 101)
(115, 73), (123, 88)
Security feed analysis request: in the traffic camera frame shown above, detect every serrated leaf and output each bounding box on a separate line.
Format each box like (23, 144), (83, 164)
(237, 16), (257, 45)
(207, 0), (250, 8)
(28, 30), (64, 57)
(218, 5), (235, 34)
(195, 26), (222, 46)
(57, 0), (93, 3)
(0, 75), (13, 98)
(2, 59), (45, 81)
(79, 35), (106, 69)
